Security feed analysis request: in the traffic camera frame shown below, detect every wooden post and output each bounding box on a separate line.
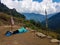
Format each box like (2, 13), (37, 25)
(10, 10), (14, 31)
(45, 10), (48, 29)
(10, 16), (14, 31)
(45, 10), (49, 35)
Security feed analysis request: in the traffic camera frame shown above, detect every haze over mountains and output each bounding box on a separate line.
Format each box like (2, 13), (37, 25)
(23, 13), (45, 22)
(23, 13), (54, 22)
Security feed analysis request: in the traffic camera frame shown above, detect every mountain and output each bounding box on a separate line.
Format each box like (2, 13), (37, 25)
(0, 12), (24, 25)
(23, 13), (45, 22)
(0, 2), (60, 39)
(0, 2), (41, 29)
(0, 2), (25, 18)
(48, 12), (60, 30)
(0, 2), (25, 25)
(42, 12), (60, 33)
(23, 13), (54, 22)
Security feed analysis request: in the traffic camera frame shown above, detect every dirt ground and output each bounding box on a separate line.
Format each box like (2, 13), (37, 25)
(0, 26), (58, 45)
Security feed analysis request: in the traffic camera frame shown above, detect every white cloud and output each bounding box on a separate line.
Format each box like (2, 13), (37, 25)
(1, 0), (60, 15)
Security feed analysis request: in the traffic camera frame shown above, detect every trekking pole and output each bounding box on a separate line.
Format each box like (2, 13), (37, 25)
(10, 10), (14, 31)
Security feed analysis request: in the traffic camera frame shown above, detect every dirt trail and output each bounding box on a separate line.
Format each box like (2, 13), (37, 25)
(0, 26), (58, 45)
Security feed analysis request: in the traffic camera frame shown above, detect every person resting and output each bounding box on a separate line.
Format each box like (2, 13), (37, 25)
(12, 27), (28, 34)
(5, 27), (28, 36)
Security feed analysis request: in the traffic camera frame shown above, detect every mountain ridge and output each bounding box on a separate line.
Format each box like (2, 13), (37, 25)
(0, 2), (25, 25)
(23, 13), (45, 22)
(23, 13), (54, 22)
(42, 12), (60, 33)
(0, 2), (25, 18)
(48, 12), (60, 30)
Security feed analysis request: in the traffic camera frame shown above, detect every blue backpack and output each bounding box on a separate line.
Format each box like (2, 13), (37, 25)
(5, 31), (12, 36)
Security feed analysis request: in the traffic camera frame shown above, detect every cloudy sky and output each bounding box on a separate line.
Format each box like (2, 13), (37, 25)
(1, 0), (60, 15)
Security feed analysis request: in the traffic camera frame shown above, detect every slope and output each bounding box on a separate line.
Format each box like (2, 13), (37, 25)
(48, 12), (60, 33)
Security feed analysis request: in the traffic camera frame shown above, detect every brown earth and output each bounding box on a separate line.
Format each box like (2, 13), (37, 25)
(0, 26), (58, 45)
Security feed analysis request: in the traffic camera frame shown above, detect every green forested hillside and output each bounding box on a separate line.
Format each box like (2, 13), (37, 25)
(0, 2), (26, 25)
(0, 2), (25, 18)
(48, 12), (60, 30)
(0, 12), (25, 25)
